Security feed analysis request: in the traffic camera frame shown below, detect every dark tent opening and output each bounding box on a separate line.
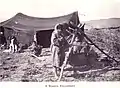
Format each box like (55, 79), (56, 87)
(0, 11), (80, 48)
(36, 29), (54, 48)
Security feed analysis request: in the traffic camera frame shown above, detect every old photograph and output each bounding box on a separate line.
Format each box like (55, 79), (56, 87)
(0, 0), (120, 86)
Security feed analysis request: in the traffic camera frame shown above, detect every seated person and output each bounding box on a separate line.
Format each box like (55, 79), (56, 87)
(72, 32), (85, 54)
(29, 41), (43, 56)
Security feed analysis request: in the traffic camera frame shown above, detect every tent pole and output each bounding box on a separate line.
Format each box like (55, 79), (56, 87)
(34, 31), (37, 43)
(57, 24), (84, 81)
(77, 25), (119, 64)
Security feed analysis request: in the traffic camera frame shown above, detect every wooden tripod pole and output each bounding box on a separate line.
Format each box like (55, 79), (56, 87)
(57, 23), (119, 81)
(57, 24), (84, 81)
(57, 33), (75, 81)
(77, 27), (119, 64)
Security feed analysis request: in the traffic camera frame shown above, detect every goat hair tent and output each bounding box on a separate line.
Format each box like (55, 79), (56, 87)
(0, 11), (80, 47)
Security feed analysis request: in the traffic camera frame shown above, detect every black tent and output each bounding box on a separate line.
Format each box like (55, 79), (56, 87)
(0, 11), (80, 47)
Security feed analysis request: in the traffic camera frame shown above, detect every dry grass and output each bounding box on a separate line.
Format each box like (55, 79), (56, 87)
(0, 28), (120, 82)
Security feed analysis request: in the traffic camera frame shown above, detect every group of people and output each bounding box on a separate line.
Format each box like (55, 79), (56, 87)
(0, 29), (42, 56)
(0, 26), (19, 53)
(50, 21), (89, 78)
(0, 33), (20, 53)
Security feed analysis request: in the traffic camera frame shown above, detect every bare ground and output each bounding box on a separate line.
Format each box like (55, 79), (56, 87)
(0, 47), (120, 82)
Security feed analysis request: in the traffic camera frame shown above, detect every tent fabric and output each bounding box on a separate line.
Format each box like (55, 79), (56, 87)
(0, 11), (80, 47)
(3, 27), (34, 46)
(0, 11), (80, 32)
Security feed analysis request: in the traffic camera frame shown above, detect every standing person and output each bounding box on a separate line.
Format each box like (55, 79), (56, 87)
(9, 36), (19, 53)
(50, 23), (68, 79)
(68, 21), (88, 54)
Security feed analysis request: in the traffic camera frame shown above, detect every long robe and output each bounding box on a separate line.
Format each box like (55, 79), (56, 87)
(50, 31), (66, 67)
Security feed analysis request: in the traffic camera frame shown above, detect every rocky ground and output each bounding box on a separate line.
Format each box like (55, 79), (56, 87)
(0, 47), (120, 82)
(0, 28), (120, 82)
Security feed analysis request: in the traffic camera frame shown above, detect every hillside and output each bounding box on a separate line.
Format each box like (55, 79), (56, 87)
(84, 18), (120, 29)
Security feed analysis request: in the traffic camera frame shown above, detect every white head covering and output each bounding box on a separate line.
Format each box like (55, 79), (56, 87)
(54, 23), (63, 32)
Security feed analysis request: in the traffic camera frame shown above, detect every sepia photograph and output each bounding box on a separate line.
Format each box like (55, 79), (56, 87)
(0, 0), (120, 88)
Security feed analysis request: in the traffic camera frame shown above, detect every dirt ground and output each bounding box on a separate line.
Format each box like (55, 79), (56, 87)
(0, 47), (120, 82)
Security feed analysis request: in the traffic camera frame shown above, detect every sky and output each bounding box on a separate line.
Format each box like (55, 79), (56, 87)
(0, 0), (120, 22)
